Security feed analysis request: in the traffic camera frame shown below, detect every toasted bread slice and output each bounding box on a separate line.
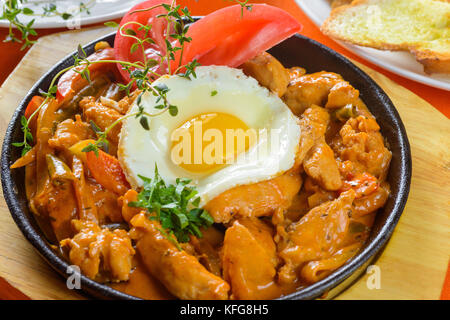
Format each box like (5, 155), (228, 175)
(321, 0), (450, 74)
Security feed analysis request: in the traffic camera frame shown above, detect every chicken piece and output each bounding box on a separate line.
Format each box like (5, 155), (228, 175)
(303, 176), (337, 208)
(117, 89), (141, 114)
(303, 141), (342, 191)
(325, 81), (359, 109)
(61, 220), (135, 282)
(45, 181), (79, 241)
(204, 169), (302, 224)
(296, 105), (329, 165)
(241, 52), (290, 97)
(284, 71), (342, 115)
(278, 190), (355, 284)
(189, 226), (224, 277)
(353, 184), (389, 216)
(80, 96), (122, 145)
(296, 105), (342, 190)
(48, 115), (95, 150)
(332, 116), (392, 180)
(288, 66), (307, 81)
(130, 213), (230, 300)
(119, 189), (141, 223)
(89, 180), (124, 223)
(222, 218), (282, 300)
(283, 71), (358, 115)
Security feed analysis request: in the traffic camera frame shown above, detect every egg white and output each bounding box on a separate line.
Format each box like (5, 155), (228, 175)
(118, 66), (301, 206)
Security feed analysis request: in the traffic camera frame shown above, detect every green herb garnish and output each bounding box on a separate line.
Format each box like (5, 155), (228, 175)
(129, 166), (214, 247)
(1, 0), (94, 50)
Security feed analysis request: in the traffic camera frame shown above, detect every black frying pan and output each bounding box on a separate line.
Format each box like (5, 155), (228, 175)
(0, 31), (412, 300)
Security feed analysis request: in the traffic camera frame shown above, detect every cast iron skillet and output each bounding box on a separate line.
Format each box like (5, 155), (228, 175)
(1, 32), (411, 300)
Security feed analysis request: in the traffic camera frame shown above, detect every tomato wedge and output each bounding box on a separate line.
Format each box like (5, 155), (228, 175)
(114, 0), (171, 83)
(172, 4), (302, 70)
(86, 150), (130, 196)
(56, 47), (117, 102)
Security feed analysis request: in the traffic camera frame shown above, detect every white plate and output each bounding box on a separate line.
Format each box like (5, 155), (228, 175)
(0, 0), (141, 29)
(295, 0), (450, 91)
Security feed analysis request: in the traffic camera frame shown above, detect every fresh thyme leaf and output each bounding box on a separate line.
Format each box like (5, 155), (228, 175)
(211, 90), (218, 97)
(89, 120), (102, 133)
(168, 104), (178, 116)
(22, 8), (33, 15)
(61, 13), (72, 20)
(129, 166), (214, 245)
(139, 116), (150, 130)
(124, 28), (137, 36)
(104, 21), (119, 28)
(81, 143), (99, 157)
(77, 44), (87, 59)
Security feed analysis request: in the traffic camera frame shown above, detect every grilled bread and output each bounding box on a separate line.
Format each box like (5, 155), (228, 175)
(321, 0), (450, 74)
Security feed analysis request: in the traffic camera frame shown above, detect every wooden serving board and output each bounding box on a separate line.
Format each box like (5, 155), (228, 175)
(0, 26), (448, 300)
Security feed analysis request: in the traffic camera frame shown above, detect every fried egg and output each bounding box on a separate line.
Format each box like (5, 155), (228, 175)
(118, 66), (301, 206)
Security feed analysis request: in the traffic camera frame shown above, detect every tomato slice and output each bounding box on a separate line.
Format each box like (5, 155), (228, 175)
(86, 150), (130, 196)
(56, 47), (117, 102)
(172, 4), (302, 70)
(114, 0), (171, 83)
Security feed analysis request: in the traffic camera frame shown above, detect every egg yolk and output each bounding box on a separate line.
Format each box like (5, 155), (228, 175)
(171, 112), (255, 174)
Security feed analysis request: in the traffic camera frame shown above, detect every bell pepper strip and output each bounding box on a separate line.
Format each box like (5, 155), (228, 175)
(24, 95), (44, 136)
(24, 95), (44, 119)
(35, 99), (61, 197)
(69, 139), (97, 163)
(56, 47), (118, 103)
(172, 4), (302, 71)
(46, 154), (75, 184)
(72, 156), (99, 223)
(10, 145), (36, 169)
(86, 149), (130, 195)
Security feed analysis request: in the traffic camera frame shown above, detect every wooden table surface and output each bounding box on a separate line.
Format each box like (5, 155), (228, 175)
(0, 0), (449, 300)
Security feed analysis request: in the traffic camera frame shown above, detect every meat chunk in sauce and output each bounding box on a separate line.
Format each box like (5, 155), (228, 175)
(130, 213), (230, 300)
(222, 218), (281, 300)
(297, 105), (343, 191)
(304, 141), (342, 191)
(278, 190), (355, 283)
(80, 96), (122, 145)
(48, 115), (95, 150)
(204, 169), (302, 224)
(325, 81), (359, 109)
(332, 115), (392, 180)
(61, 220), (135, 282)
(283, 71), (359, 116)
(241, 52), (290, 97)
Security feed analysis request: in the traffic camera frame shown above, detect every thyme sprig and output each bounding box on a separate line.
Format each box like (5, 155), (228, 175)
(1, 0), (95, 50)
(230, 0), (253, 18)
(15, 1), (200, 158)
